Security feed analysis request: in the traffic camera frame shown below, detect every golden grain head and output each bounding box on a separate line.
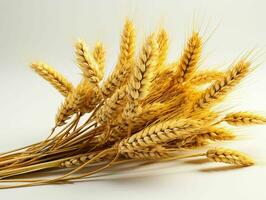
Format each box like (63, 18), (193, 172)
(206, 147), (254, 166)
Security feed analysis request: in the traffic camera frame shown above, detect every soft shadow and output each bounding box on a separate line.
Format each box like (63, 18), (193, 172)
(199, 165), (246, 172)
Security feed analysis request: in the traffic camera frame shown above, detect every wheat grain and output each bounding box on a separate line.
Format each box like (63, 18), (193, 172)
(193, 60), (250, 111)
(174, 32), (202, 83)
(93, 42), (105, 81)
(31, 62), (73, 97)
(75, 39), (100, 84)
(224, 112), (266, 126)
(206, 147), (254, 166)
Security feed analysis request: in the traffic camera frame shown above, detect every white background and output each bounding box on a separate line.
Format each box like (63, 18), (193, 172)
(0, 0), (266, 199)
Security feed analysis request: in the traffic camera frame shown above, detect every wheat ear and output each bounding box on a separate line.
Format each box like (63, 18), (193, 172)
(55, 80), (90, 126)
(157, 28), (169, 67)
(95, 85), (127, 125)
(125, 146), (169, 160)
(224, 112), (266, 126)
(101, 19), (136, 98)
(190, 70), (224, 85)
(193, 60), (250, 111)
(109, 34), (159, 140)
(93, 42), (105, 81)
(124, 34), (159, 119)
(206, 147), (254, 166)
(31, 62), (73, 97)
(119, 118), (203, 153)
(174, 32), (202, 83)
(75, 39), (100, 84)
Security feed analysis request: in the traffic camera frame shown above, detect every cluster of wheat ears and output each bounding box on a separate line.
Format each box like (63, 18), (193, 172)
(0, 19), (265, 189)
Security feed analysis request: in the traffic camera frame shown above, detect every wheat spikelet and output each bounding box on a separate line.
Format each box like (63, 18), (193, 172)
(80, 82), (101, 113)
(127, 34), (159, 101)
(206, 147), (254, 166)
(224, 112), (266, 126)
(174, 32), (202, 83)
(31, 62), (73, 97)
(75, 39), (100, 84)
(95, 85), (127, 125)
(198, 127), (235, 140)
(157, 29), (169, 67)
(119, 118), (203, 153)
(190, 70), (224, 85)
(193, 60), (250, 111)
(101, 65), (131, 98)
(101, 19), (136, 98)
(93, 42), (105, 80)
(55, 80), (90, 126)
(124, 146), (169, 160)
(60, 151), (116, 168)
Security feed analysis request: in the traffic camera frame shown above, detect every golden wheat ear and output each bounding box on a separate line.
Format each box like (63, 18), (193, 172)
(100, 19), (136, 98)
(193, 60), (251, 111)
(206, 147), (254, 166)
(93, 42), (105, 81)
(75, 39), (101, 85)
(174, 31), (202, 84)
(55, 80), (90, 126)
(223, 112), (266, 126)
(31, 62), (73, 97)
(156, 28), (169, 67)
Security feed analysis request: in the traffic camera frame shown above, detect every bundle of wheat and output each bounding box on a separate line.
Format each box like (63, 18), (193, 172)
(0, 19), (264, 189)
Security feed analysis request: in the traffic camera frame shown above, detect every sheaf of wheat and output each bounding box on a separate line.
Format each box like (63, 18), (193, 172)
(0, 19), (265, 189)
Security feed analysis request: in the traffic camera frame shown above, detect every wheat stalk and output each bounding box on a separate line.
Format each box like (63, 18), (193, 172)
(31, 62), (73, 97)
